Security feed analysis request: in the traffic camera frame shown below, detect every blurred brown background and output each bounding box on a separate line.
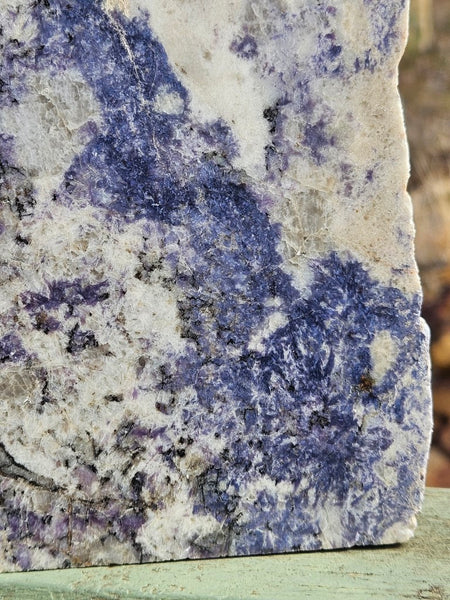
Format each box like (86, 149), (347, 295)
(400, 0), (450, 486)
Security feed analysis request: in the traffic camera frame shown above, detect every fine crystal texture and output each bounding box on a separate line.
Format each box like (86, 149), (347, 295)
(0, 0), (432, 571)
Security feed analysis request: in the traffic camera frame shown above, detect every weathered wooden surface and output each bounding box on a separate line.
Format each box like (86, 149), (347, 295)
(0, 488), (448, 600)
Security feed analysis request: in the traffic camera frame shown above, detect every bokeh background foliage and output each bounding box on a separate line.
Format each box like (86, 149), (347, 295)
(400, 0), (450, 486)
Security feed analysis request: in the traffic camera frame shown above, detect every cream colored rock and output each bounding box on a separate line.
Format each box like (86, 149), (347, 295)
(0, 0), (431, 572)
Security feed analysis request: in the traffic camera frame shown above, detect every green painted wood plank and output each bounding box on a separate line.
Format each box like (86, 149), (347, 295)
(0, 488), (448, 600)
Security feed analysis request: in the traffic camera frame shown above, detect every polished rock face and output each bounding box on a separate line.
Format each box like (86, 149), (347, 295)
(0, 0), (431, 571)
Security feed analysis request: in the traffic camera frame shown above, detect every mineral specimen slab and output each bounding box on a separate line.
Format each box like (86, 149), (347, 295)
(0, 0), (432, 572)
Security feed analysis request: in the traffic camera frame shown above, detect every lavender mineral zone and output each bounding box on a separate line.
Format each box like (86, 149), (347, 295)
(0, 0), (432, 571)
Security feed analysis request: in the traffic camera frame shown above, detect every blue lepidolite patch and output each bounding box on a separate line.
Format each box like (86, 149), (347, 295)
(0, 0), (431, 571)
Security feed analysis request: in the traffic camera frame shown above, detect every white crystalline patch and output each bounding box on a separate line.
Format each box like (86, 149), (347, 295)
(1, 3), (38, 45)
(0, 366), (66, 482)
(240, 475), (294, 508)
(379, 515), (417, 545)
(141, 0), (276, 179)
(317, 506), (344, 549)
(248, 310), (287, 352)
(370, 330), (398, 383)
(23, 204), (106, 283)
(122, 279), (184, 351)
(0, 68), (100, 177)
(152, 85), (185, 115)
(136, 485), (222, 560)
(103, 0), (130, 15)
